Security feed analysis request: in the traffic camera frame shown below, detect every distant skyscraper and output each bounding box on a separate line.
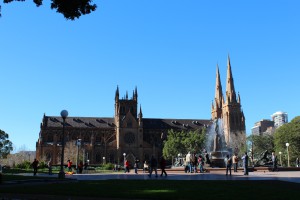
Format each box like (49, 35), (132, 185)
(271, 111), (288, 128)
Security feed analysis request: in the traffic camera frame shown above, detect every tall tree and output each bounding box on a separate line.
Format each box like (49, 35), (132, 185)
(162, 129), (206, 160)
(0, 129), (13, 158)
(1, 0), (97, 20)
(274, 116), (300, 166)
(250, 134), (274, 159)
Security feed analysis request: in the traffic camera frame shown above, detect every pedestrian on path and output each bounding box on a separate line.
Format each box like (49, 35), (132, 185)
(124, 159), (130, 173)
(47, 159), (52, 175)
(148, 156), (158, 178)
(242, 152), (249, 175)
(225, 155), (232, 176)
(67, 160), (73, 172)
(160, 156), (167, 177)
(134, 158), (140, 174)
(232, 154), (238, 172)
(272, 152), (278, 172)
(31, 158), (39, 176)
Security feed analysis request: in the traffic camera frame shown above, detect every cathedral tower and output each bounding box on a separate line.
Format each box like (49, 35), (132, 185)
(211, 56), (246, 152)
(114, 86), (144, 162)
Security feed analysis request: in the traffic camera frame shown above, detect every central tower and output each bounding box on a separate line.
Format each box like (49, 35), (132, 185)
(211, 56), (246, 153)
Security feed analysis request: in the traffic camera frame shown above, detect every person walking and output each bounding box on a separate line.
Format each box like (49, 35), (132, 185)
(296, 158), (300, 167)
(78, 161), (83, 174)
(47, 159), (52, 175)
(148, 156), (158, 178)
(242, 152), (249, 175)
(67, 160), (73, 172)
(160, 156), (167, 177)
(271, 152), (278, 172)
(134, 158), (140, 174)
(31, 158), (39, 176)
(143, 161), (148, 173)
(225, 155), (232, 176)
(124, 159), (130, 173)
(232, 154), (238, 172)
(198, 155), (204, 173)
(185, 152), (192, 173)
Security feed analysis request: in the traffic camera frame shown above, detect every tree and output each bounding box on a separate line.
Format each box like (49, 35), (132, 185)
(1, 0), (97, 20)
(274, 116), (300, 166)
(249, 134), (274, 159)
(0, 129), (13, 159)
(162, 129), (206, 160)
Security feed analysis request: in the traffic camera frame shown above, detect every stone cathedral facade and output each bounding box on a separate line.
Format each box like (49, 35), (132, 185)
(36, 56), (246, 165)
(211, 56), (246, 153)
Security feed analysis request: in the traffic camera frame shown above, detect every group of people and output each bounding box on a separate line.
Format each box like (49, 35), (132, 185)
(123, 156), (168, 177)
(30, 158), (89, 176)
(224, 152), (249, 176)
(185, 151), (210, 173)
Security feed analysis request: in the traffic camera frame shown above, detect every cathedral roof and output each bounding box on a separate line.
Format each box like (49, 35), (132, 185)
(42, 116), (210, 130)
(143, 118), (211, 130)
(44, 116), (116, 128)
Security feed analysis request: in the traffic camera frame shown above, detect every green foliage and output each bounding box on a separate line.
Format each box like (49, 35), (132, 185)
(248, 134), (274, 158)
(163, 129), (206, 159)
(1, 0), (97, 20)
(0, 129), (13, 158)
(274, 116), (300, 165)
(38, 161), (48, 169)
(16, 161), (31, 169)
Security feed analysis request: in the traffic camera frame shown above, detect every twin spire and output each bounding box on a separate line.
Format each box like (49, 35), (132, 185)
(213, 55), (239, 109)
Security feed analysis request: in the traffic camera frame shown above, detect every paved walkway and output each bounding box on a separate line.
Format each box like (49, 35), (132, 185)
(30, 170), (300, 184)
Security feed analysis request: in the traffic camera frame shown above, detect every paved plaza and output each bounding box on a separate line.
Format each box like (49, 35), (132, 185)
(21, 169), (299, 184)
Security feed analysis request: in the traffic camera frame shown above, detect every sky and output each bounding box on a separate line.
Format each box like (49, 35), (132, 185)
(0, 0), (299, 152)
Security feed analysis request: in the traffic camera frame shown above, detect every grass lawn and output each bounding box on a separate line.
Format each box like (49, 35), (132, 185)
(1, 179), (300, 200)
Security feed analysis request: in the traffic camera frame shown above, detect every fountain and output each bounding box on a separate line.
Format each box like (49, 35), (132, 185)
(206, 119), (229, 167)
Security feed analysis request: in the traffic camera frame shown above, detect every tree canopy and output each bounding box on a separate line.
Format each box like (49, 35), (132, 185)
(0, 129), (13, 158)
(1, 0), (97, 20)
(162, 129), (206, 160)
(248, 134), (274, 159)
(274, 116), (300, 166)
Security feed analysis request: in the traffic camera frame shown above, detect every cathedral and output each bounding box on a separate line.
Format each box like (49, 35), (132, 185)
(36, 56), (246, 165)
(211, 56), (246, 152)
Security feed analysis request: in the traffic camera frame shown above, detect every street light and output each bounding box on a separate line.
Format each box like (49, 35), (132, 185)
(286, 143), (290, 167)
(103, 157), (106, 164)
(123, 153), (126, 162)
(279, 151), (282, 166)
(58, 110), (68, 179)
(76, 139), (81, 173)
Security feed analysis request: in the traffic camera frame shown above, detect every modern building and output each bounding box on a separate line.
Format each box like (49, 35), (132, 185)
(271, 111), (288, 128)
(211, 56), (246, 153)
(36, 56), (246, 165)
(251, 119), (275, 136)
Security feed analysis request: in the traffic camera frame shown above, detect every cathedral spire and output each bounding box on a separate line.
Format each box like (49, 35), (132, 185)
(134, 86), (138, 101)
(115, 85), (119, 101)
(214, 64), (223, 109)
(226, 55), (237, 103)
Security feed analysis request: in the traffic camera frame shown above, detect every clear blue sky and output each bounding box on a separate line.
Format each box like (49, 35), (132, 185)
(0, 0), (299, 152)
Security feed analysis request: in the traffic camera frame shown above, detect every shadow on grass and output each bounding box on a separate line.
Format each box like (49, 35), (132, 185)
(1, 180), (300, 199)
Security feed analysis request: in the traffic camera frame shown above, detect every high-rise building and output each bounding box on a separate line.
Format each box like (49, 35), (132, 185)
(251, 119), (275, 136)
(271, 111), (288, 128)
(211, 56), (246, 152)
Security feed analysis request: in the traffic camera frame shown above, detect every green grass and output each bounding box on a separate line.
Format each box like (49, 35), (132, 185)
(1, 179), (300, 199)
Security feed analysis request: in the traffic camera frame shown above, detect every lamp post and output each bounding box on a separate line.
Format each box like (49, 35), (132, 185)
(103, 157), (106, 164)
(58, 110), (68, 179)
(123, 153), (126, 163)
(279, 151), (282, 166)
(76, 139), (81, 173)
(286, 143), (290, 167)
